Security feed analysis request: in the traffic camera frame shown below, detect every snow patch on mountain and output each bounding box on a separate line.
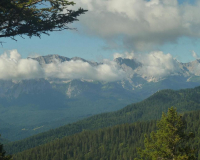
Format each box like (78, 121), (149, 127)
(0, 50), (125, 82)
(1, 50), (200, 84)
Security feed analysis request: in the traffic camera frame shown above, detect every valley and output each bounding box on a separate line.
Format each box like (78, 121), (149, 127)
(1, 55), (200, 141)
(12, 109), (200, 160)
(4, 86), (200, 156)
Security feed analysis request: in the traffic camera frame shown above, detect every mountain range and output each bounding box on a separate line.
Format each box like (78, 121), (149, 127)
(1, 54), (200, 141)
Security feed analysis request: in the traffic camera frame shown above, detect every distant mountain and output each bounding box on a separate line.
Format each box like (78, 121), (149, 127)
(29, 54), (99, 66)
(114, 57), (142, 70)
(5, 86), (200, 154)
(1, 54), (200, 141)
(179, 59), (200, 76)
(29, 55), (70, 65)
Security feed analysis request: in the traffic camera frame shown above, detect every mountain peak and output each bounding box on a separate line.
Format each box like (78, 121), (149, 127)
(29, 55), (99, 66)
(115, 57), (142, 70)
(30, 54), (70, 65)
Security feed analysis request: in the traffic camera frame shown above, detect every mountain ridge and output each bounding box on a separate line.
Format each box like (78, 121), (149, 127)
(1, 54), (200, 141)
(5, 85), (200, 154)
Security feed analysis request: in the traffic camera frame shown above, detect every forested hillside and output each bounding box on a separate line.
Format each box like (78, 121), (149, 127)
(5, 86), (200, 154)
(12, 110), (200, 160)
(0, 137), (9, 145)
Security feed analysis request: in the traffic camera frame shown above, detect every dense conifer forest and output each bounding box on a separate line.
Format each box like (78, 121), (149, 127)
(11, 109), (200, 160)
(5, 86), (200, 154)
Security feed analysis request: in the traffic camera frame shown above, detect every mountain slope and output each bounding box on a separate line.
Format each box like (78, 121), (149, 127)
(0, 79), (141, 141)
(12, 110), (200, 160)
(5, 86), (200, 154)
(2, 55), (200, 141)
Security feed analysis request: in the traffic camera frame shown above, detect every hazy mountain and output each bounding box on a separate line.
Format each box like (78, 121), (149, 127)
(30, 55), (99, 66)
(1, 54), (200, 141)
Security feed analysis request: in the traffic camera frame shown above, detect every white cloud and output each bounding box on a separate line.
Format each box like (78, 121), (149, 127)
(114, 51), (180, 78)
(27, 53), (41, 58)
(0, 50), (126, 82)
(138, 51), (180, 77)
(192, 50), (199, 59)
(0, 50), (44, 80)
(113, 52), (134, 59)
(0, 50), (187, 81)
(73, 0), (200, 50)
(44, 59), (126, 81)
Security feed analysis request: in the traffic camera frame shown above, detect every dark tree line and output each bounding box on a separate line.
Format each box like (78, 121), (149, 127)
(5, 86), (200, 155)
(11, 108), (200, 160)
(0, 135), (12, 160)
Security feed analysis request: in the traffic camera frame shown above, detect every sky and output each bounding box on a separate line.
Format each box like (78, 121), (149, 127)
(1, 0), (200, 81)
(0, 0), (200, 63)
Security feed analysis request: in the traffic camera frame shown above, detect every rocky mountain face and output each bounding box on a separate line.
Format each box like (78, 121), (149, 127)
(1, 54), (200, 141)
(30, 55), (99, 66)
(2, 55), (200, 100)
(0, 79), (52, 99)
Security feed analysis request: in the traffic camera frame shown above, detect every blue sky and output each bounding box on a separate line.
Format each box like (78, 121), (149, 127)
(0, 0), (200, 63)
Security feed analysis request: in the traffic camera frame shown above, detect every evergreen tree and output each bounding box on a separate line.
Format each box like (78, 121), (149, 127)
(0, 135), (12, 160)
(135, 107), (196, 160)
(0, 0), (87, 41)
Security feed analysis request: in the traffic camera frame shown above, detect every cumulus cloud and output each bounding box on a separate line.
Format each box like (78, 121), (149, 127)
(0, 50), (185, 81)
(0, 50), (44, 80)
(113, 51), (180, 78)
(44, 59), (126, 81)
(0, 50), (126, 82)
(138, 51), (180, 77)
(73, 0), (200, 50)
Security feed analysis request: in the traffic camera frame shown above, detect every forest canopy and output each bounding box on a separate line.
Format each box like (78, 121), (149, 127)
(135, 107), (196, 160)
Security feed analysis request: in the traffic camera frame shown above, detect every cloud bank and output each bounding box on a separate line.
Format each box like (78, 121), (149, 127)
(0, 50), (196, 81)
(137, 51), (180, 78)
(73, 0), (200, 50)
(44, 59), (126, 81)
(0, 50), (126, 82)
(114, 51), (180, 78)
(0, 50), (43, 80)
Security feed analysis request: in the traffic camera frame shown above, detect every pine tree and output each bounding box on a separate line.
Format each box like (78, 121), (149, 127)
(0, 0), (87, 41)
(0, 135), (12, 160)
(135, 107), (196, 160)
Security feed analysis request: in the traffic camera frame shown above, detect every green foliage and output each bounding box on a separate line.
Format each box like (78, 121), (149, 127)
(0, 135), (12, 160)
(13, 121), (157, 160)
(0, 137), (9, 146)
(11, 109), (200, 160)
(5, 86), (200, 154)
(135, 107), (195, 160)
(0, 0), (87, 40)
